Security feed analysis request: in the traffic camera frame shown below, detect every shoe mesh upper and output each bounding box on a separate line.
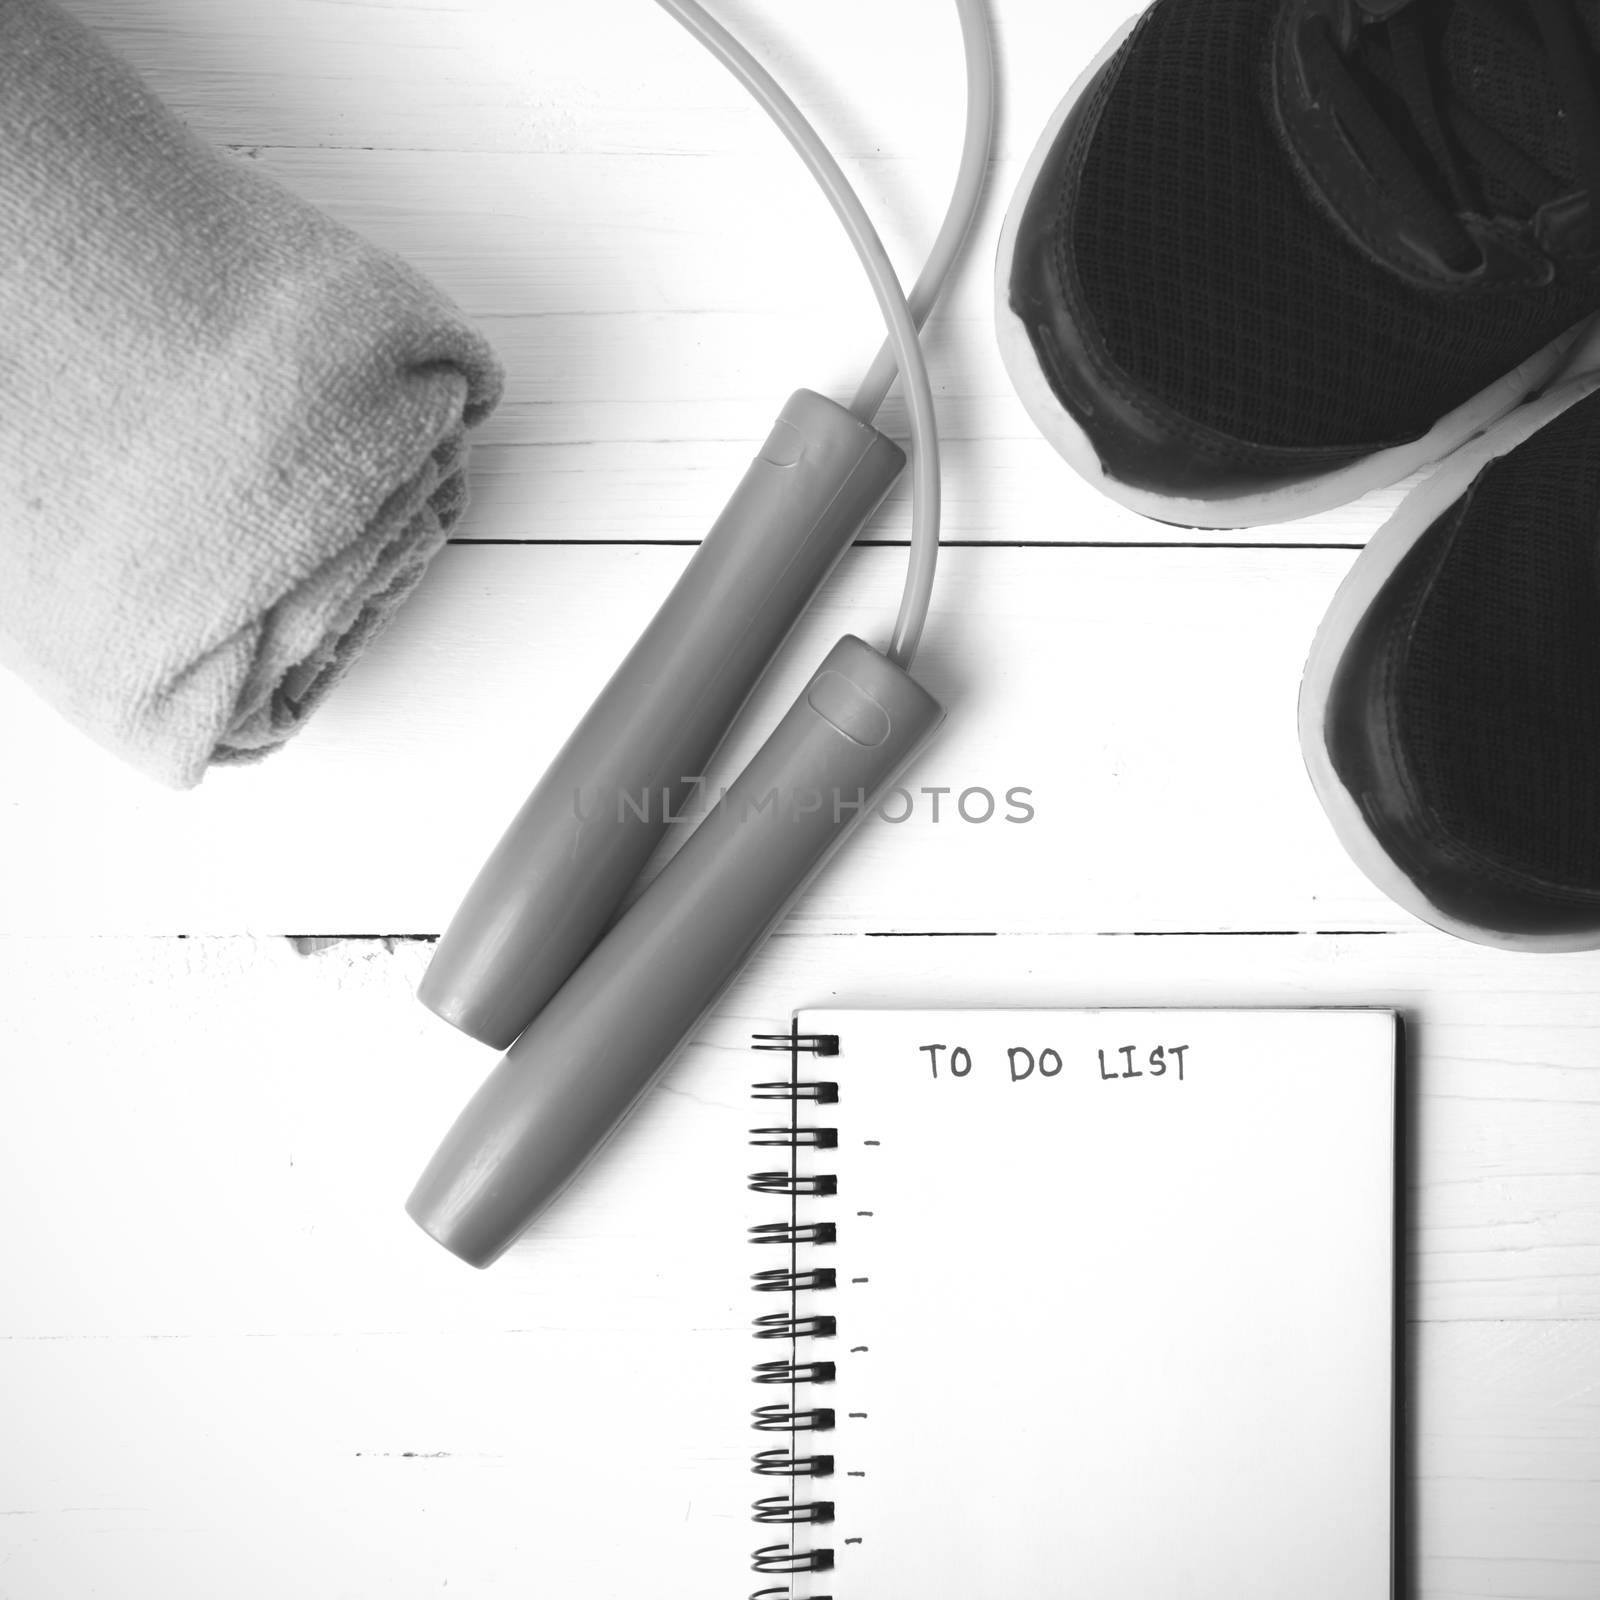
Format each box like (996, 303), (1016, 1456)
(1400, 388), (1600, 889)
(1439, 1), (1600, 215)
(1066, 0), (1600, 450)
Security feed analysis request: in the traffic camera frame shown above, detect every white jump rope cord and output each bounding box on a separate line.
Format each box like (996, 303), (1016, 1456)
(653, 0), (997, 670)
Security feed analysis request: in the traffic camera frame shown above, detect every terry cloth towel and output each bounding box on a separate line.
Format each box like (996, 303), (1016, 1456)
(0, 0), (503, 787)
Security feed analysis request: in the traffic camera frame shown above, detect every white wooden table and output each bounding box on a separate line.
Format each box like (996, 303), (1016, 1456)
(2, 2), (1597, 1596)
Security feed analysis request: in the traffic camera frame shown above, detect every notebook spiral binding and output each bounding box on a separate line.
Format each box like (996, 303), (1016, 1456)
(747, 1027), (840, 1600)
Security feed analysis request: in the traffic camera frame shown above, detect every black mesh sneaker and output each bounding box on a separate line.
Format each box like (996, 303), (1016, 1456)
(1301, 377), (1600, 946)
(996, 0), (1600, 528)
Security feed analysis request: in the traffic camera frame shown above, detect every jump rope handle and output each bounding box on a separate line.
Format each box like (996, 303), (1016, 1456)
(417, 390), (906, 1051)
(408, 634), (943, 1267)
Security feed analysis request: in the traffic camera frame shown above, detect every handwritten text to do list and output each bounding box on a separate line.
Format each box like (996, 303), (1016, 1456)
(918, 1040), (1191, 1084)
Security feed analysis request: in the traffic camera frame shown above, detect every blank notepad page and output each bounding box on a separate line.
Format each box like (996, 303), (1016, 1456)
(794, 1008), (1398, 1600)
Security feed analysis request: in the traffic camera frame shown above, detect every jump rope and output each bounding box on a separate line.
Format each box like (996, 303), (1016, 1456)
(408, 0), (998, 1267)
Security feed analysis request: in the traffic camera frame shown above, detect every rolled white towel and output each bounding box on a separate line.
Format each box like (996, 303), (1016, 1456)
(0, 0), (504, 786)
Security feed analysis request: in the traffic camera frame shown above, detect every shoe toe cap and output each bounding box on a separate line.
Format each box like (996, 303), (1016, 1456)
(1316, 427), (1600, 946)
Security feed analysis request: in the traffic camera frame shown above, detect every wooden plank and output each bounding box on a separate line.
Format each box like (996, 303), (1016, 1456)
(1, 932), (1597, 1597)
(62, 0), (1124, 162)
(224, 142), (1408, 547)
(41, 0), (1595, 559)
(1414, 1321), (1600, 1599)
(37, 15), (1423, 549)
(4, 543), (1396, 935)
(456, 406), (1404, 549)
(3, 931), (1597, 1327)
(3, 1320), (1593, 1599)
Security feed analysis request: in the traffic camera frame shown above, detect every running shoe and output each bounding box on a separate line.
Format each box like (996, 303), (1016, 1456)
(1301, 378), (1600, 946)
(997, 0), (1600, 527)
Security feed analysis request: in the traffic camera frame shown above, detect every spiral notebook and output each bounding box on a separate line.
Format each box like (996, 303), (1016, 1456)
(745, 1007), (1400, 1599)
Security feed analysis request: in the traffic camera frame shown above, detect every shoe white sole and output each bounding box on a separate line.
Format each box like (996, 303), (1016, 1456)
(1297, 372), (1600, 949)
(993, 12), (1600, 531)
